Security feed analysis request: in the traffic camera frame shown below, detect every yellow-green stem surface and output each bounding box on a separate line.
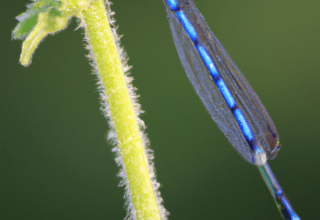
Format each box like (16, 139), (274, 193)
(82, 1), (160, 219)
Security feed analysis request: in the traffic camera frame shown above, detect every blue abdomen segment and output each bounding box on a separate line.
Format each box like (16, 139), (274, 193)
(166, 0), (179, 10)
(176, 11), (197, 42)
(233, 109), (253, 141)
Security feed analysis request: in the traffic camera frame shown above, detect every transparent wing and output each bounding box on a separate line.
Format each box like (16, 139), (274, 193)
(165, 0), (280, 164)
(166, 7), (254, 164)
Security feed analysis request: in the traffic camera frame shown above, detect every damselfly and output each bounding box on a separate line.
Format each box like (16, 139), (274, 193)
(162, 1), (300, 219)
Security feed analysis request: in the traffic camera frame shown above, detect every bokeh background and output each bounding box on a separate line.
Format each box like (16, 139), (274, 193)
(1, 0), (319, 219)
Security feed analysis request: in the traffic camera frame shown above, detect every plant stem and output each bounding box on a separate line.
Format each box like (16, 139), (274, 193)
(82, 1), (160, 219)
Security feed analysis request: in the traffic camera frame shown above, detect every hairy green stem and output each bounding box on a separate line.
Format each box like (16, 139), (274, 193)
(82, 1), (160, 219)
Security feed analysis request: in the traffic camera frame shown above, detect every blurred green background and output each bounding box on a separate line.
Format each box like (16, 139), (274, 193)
(1, 0), (319, 219)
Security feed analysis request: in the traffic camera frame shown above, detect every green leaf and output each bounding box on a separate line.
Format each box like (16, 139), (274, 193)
(12, 0), (62, 39)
